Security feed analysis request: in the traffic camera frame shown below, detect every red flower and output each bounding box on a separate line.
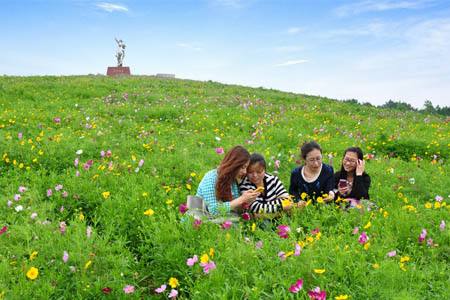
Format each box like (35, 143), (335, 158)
(102, 287), (112, 294)
(179, 203), (188, 214)
(242, 212), (251, 221)
(0, 226), (7, 235)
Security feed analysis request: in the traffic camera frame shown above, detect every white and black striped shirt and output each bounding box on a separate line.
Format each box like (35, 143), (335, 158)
(239, 173), (289, 213)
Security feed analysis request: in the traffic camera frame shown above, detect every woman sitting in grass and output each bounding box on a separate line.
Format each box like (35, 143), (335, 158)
(239, 153), (291, 214)
(289, 141), (335, 204)
(334, 147), (371, 202)
(196, 145), (259, 214)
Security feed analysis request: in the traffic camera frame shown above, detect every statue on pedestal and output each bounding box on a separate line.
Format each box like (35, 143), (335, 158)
(107, 38), (131, 76)
(115, 38), (126, 67)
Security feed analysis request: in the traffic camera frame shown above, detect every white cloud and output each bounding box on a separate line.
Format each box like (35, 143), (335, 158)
(335, 0), (435, 17)
(286, 27), (303, 35)
(96, 2), (128, 13)
(176, 42), (203, 51)
(274, 45), (304, 53)
(274, 59), (308, 67)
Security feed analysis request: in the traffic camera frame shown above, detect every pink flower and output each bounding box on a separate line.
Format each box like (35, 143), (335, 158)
(186, 255), (198, 267)
(0, 226), (7, 235)
(179, 203), (188, 214)
(427, 238), (433, 246)
(418, 229), (427, 243)
(308, 287), (327, 300)
(277, 225), (290, 239)
(387, 250), (397, 257)
(221, 220), (232, 229)
(274, 160), (281, 169)
(278, 251), (286, 261)
(138, 159), (144, 168)
(47, 189), (53, 197)
(358, 232), (368, 244)
(86, 226), (92, 238)
(18, 186), (27, 193)
(62, 191), (68, 198)
(311, 228), (320, 235)
(76, 171), (80, 177)
(123, 285), (135, 294)
(55, 184), (63, 191)
(440, 220), (446, 231)
(60, 206), (65, 213)
(193, 219), (202, 229)
(106, 150), (112, 157)
(242, 212), (251, 221)
(7, 200), (12, 207)
(294, 243), (302, 256)
(18, 132), (23, 139)
(59, 221), (67, 234)
(155, 284), (167, 294)
(30, 212), (38, 219)
(63, 251), (69, 263)
(100, 150), (105, 158)
(14, 194), (20, 201)
(53, 117), (61, 123)
(74, 158), (79, 167)
(215, 147), (224, 155)
(168, 289), (178, 298)
(435, 195), (443, 202)
(83, 160), (93, 171)
(255, 240), (263, 249)
(289, 279), (303, 293)
(201, 261), (216, 274)
(352, 227), (359, 235)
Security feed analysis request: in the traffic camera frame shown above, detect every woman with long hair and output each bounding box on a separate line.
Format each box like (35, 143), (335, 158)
(334, 147), (371, 200)
(196, 146), (259, 214)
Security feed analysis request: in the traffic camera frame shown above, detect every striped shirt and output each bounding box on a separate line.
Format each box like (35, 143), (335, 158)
(239, 173), (289, 213)
(196, 169), (240, 214)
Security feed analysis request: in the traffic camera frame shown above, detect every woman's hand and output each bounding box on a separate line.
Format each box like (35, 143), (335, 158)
(338, 185), (349, 196)
(356, 159), (365, 176)
(230, 190), (258, 211)
(297, 201), (307, 208)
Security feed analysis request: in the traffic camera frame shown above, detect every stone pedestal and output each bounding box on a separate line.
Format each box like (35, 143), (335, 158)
(107, 67), (131, 76)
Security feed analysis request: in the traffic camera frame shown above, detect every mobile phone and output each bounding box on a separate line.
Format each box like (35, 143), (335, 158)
(339, 179), (348, 188)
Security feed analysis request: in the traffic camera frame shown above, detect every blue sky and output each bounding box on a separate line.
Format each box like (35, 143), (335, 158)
(2, 0), (450, 108)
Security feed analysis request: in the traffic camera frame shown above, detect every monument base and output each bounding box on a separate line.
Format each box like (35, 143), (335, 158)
(107, 67), (131, 76)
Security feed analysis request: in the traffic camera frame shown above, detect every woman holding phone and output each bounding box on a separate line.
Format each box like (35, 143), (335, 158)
(334, 147), (371, 201)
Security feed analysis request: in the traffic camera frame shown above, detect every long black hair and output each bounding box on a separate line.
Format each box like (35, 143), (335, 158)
(338, 147), (364, 179)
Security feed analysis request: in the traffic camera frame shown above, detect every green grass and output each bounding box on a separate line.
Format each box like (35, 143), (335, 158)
(0, 75), (448, 299)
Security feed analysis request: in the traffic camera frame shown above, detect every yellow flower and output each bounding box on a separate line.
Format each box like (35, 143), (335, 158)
(316, 197), (324, 204)
(314, 269), (326, 274)
(306, 199), (312, 206)
(186, 184), (192, 191)
(142, 192), (148, 197)
(335, 295), (349, 300)
(285, 251), (294, 258)
(166, 199), (174, 207)
(400, 256), (410, 263)
(363, 221), (371, 229)
(306, 236), (314, 244)
(434, 202), (441, 209)
(168, 277), (179, 288)
(79, 212), (85, 221)
(209, 248), (215, 258)
(144, 209), (154, 216)
(425, 202), (432, 209)
(26, 267), (39, 280)
(301, 192), (307, 200)
(29, 251), (38, 261)
(364, 242), (370, 250)
(251, 223), (256, 232)
(84, 260), (92, 269)
(372, 263), (380, 269)
(281, 199), (292, 208)
(200, 254), (209, 264)
(315, 232), (322, 240)
(190, 172), (196, 177)
(225, 233), (231, 241)
(383, 211), (389, 218)
(131, 155), (136, 161)
(102, 191), (110, 199)
(399, 262), (407, 271)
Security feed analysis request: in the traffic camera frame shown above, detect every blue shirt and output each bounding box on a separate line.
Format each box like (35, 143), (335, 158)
(196, 169), (240, 214)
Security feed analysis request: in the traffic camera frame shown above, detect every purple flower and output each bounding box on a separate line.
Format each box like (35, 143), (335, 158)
(255, 240), (263, 249)
(76, 171), (80, 177)
(168, 289), (178, 298)
(53, 117), (61, 123)
(294, 243), (302, 256)
(7, 200), (12, 207)
(18, 132), (23, 139)
(289, 279), (303, 293)
(418, 229), (427, 243)
(74, 158), (79, 167)
(193, 219), (202, 229)
(186, 255), (198, 267)
(55, 184), (63, 191)
(59, 221), (67, 234)
(427, 238), (433, 247)
(387, 250), (397, 257)
(201, 261), (216, 274)
(138, 159), (144, 168)
(155, 284), (167, 294)
(179, 203), (188, 214)
(215, 147), (224, 155)
(221, 220), (232, 230)
(14, 194), (21, 201)
(47, 189), (53, 197)
(100, 150), (105, 158)
(435, 195), (443, 202)
(18, 186), (27, 193)
(308, 287), (327, 300)
(440, 220), (446, 231)
(123, 285), (135, 294)
(278, 251), (286, 261)
(358, 232), (368, 244)
(63, 251), (69, 263)
(274, 160), (281, 169)
(277, 225), (290, 239)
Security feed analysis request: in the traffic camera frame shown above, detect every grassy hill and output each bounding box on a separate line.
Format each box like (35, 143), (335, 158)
(0, 76), (448, 299)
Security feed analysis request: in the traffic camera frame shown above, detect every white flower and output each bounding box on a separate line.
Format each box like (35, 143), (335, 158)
(76, 149), (83, 155)
(409, 178), (415, 184)
(15, 205), (24, 212)
(215, 136), (221, 141)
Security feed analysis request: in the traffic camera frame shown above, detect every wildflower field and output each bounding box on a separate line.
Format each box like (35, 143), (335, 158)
(0, 76), (448, 299)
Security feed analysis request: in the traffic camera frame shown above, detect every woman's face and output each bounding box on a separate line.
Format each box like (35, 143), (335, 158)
(237, 161), (250, 179)
(343, 151), (358, 172)
(247, 162), (265, 185)
(305, 149), (322, 170)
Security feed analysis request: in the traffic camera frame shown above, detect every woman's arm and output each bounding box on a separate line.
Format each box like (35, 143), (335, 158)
(289, 169), (301, 201)
(352, 174), (371, 200)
